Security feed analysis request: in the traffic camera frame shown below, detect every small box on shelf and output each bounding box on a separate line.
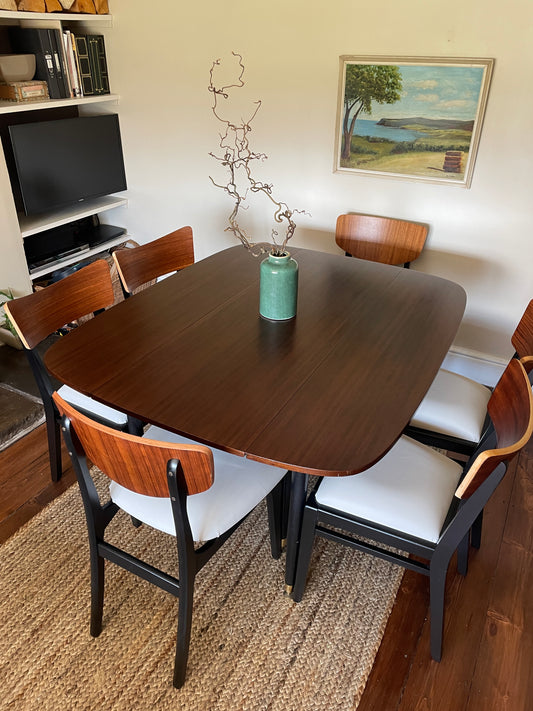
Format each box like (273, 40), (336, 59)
(0, 79), (49, 102)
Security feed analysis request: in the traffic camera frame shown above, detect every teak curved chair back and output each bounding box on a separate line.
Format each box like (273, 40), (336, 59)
(455, 357), (533, 498)
(511, 299), (533, 359)
(447, 355), (533, 574)
(54, 391), (214, 498)
(5, 259), (114, 350)
(113, 226), (194, 295)
(4, 260), (138, 481)
(335, 213), (428, 267)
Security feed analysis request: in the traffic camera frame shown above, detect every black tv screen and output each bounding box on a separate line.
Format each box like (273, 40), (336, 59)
(9, 114), (127, 216)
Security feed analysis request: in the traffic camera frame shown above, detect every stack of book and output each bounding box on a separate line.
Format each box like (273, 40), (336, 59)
(8, 26), (110, 100)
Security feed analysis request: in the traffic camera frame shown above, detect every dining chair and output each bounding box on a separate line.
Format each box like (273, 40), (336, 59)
(4, 260), (142, 482)
(335, 213), (428, 268)
(53, 391), (289, 689)
(112, 226), (195, 296)
(406, 300), (533, 551)
(292, 358), (533, 662)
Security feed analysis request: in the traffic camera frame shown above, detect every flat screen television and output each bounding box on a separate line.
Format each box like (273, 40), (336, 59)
(8, 114), (127, 216)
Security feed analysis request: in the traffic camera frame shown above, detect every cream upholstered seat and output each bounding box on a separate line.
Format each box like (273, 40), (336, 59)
(110, 426), (287, 541)
(293, 359), (533, 663)
(54, 392), (289, 689)
(315, 436), (463, 544)
(410, 369), (492, 444)
(407, 300), (533, 458)
(59, 384), (128, 427)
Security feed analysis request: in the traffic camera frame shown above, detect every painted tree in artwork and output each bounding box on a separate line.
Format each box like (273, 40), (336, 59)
(341, 64), (402, 160)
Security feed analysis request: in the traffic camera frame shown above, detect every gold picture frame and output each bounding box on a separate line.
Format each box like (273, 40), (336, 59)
(334, 55), (494, 188)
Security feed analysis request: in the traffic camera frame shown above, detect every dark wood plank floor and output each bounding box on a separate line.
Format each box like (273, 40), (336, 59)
(1, 423), (531, 709)
(0, 424), (76, 544)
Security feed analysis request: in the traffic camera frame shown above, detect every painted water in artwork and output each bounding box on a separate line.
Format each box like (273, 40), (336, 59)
(338, 61), (488, 184)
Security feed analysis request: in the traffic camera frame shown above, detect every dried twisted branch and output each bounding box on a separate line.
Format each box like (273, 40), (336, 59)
(208, 52), (305, 257)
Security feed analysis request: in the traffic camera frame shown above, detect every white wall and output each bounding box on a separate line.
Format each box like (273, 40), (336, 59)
(107, 0), (533, 372)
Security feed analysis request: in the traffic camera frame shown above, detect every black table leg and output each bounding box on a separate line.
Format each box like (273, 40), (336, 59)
(284, 471), (308, 593)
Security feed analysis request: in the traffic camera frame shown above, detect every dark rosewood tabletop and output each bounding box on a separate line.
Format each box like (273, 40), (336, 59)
(45, 245), (466, 477)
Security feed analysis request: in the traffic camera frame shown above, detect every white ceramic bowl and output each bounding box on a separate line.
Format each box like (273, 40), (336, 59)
(0, 54), (36, 83)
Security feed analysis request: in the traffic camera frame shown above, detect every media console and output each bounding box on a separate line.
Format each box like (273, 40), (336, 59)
(24, 216), (126, 274)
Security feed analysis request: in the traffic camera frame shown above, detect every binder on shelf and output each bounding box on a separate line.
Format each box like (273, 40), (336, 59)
(48, 28), (70, 99)
(73, 34), (94, 96)
(8, 26), (62, 100)
(74, 33), (110, 96)
(88, 35), (109, 95)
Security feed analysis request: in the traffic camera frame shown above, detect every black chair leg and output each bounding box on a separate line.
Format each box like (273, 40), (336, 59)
(281, 473), (291, 543)
(457, 532), (469, 576)
(471, 510), (483, 549)
(173, 573), (195, 688)
(126, 416), (145, 436)
(45, 413), (63, 482)
(429, 565), (448, 662)
(90, 551), (105, 637)
(292, 506), (318, 603)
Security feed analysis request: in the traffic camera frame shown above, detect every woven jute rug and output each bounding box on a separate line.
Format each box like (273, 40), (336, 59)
(0, 470), (404, 711)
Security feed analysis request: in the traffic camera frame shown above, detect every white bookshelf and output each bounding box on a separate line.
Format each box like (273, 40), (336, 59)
(0, 9), (126, 295)
(0, 10), (113, 26)
(19, 195), (127, 237)
(0, 92), (118, 114)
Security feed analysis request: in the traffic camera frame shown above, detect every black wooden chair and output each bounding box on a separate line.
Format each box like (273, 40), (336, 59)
(292, 358), (533, 662)
(335, 213), (428, 268)
(406, 301), (533, 552)
(54, 391), (289, 688)
(4, 260), (142, 482)
(112, 226), (194, 296)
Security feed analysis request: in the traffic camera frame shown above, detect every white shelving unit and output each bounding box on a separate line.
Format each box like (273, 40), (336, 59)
(0, 9), (126, 295)
(19, 195), (126, 237)
(0, 92), (118, 115)
(0, 10), (113, 25)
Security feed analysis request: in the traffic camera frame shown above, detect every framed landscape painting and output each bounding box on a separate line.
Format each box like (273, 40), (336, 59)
(334, 56), (494, 187)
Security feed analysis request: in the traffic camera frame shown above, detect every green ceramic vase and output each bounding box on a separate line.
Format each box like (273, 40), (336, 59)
(259, 251), (298, 321)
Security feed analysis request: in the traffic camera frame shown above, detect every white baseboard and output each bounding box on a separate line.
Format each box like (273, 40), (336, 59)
(442, 347), (508, 387)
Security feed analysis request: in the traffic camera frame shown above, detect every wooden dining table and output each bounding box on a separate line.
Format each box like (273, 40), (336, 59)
(45, 245), (466, 590)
